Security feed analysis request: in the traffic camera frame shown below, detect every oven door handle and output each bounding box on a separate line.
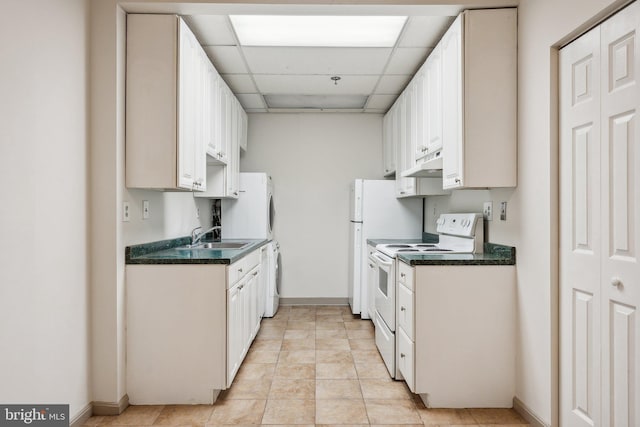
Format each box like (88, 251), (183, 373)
(372, 253), (393, 266)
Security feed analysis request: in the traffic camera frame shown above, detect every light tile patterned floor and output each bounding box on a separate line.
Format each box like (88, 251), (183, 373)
(85, 305), (530, 426)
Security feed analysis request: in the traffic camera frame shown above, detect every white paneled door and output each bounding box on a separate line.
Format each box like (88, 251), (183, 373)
(560, 3), (640, 427)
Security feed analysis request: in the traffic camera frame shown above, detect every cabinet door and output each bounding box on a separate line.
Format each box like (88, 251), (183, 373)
(441, 14), (464, 189)
(239, 108), (248, 152)
(227, 283), (242, 385)
(241, 276), (251, 358)
(382, 111), (394, 176)
(193, 48), (207, 191)
(397, 283), (414, 340)
(599, 5), (640, 426)
(414, 70), (427, 162)
(177, 20), (198, 190)
(398, 327), (415, 393)
(426, 44), (443, 155)
(217, 79), (231, 164)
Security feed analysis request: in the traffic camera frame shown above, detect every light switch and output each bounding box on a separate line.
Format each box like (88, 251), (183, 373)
(143, 200), (150, 219)
(500, 202), (507, 221)
(123, 201), (130, 222)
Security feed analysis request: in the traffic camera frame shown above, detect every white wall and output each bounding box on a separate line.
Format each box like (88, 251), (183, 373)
(241, 114), (384, 299)
(0, 0), (91, 420)
(424, 1), (627, 425)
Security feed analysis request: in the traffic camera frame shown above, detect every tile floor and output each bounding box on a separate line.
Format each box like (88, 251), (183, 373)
(85, 305), (530, 426)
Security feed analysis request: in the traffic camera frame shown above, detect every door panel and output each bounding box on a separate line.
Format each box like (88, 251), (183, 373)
(560, 24), (602, 427)
(600, 4), (640, 426)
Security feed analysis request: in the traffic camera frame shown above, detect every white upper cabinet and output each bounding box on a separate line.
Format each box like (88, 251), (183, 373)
(441, 9), (517, 189)
(126, 15), (208, 191)
(126, 14), (247, 195)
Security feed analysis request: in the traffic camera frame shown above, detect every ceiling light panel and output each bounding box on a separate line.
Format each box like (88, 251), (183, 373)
(229, 15), (407, 47)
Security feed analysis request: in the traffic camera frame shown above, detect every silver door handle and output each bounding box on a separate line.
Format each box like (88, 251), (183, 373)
(400, 353), (406, 358)
(400, 306), (406, 312)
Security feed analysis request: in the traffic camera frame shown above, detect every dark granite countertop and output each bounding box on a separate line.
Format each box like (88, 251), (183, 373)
(126, 237), (269, 265)
(399, 243), (515, 266)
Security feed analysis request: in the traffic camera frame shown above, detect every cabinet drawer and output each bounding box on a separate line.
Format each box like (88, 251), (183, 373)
(244, 249), (260, 271)
(398, 261), (414, 291)
(397, 283), (414, 341)
(398, 327), (415, 393)
(228, 258), (246, 286)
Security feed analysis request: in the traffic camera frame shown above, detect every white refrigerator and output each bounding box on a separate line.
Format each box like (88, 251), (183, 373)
(348, 179), (422, 318)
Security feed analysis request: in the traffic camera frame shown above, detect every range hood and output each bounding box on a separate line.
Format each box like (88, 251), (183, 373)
(401, 152), (443, 178)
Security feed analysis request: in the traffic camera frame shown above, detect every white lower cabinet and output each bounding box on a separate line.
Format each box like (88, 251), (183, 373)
(226, 250), (261, 386)
(126, 247), (263, 404)
(397, 261), (516, 408)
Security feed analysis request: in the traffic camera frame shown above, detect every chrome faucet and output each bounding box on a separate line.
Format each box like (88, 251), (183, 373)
(190, 226), (221, 246)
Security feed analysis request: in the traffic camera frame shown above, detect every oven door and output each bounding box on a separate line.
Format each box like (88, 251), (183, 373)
(373, 251), (395, 332)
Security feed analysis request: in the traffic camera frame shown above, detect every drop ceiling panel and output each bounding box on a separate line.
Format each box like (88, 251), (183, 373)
(242, 47), (393, 75)
(236, 93), (265, 109)
(385, 48), (431, 75)
(366, 94), (397, 110)
(183, 15), (236, 46)
(399, 16), (456, 47)
(254, 74), (379, 95)
(203, 46), (248, 74)
(220, 74), (257, 93)
(375, 75), (412, 94)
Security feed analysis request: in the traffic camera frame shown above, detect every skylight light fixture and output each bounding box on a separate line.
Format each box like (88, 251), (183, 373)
(229, 15), (407, 47)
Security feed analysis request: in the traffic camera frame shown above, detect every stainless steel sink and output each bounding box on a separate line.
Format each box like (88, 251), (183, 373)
(176, 241), (252, 250)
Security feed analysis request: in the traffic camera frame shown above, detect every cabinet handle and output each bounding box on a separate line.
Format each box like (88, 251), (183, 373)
(400, 273), (405, 278)
(455, 178), (461, 184)
(238, 284), (244, 290)
(369, 264), (375, 268)
(400, 353), (406, 358)
(611, 277), (623, 288)
(238, 268), (243, 273)
(400, 191), (406, 195)
(400, 306), (406, 312)
(253, 272), (259, 276)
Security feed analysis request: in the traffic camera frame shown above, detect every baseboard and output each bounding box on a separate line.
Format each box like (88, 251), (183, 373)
(279, 297), (349, 306)
(513, 396), (548, 427)
(70, 403), (92, 427)
(92, 394), (129, 416)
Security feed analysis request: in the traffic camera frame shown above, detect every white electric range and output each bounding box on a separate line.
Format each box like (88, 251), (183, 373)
(371, 213), (484, 378)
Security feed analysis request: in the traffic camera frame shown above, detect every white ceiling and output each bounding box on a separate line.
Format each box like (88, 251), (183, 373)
(183, 14), (456, 113)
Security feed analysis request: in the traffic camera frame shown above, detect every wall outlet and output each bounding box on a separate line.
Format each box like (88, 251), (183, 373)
(142, 200), (150, 219)
(123, 201), (130, 222)
(500, 202), (507, 221)
(483, 201), (493, 221)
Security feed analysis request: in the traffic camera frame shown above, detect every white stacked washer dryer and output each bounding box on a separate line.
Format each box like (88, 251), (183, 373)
(223, 172), (279, 316)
